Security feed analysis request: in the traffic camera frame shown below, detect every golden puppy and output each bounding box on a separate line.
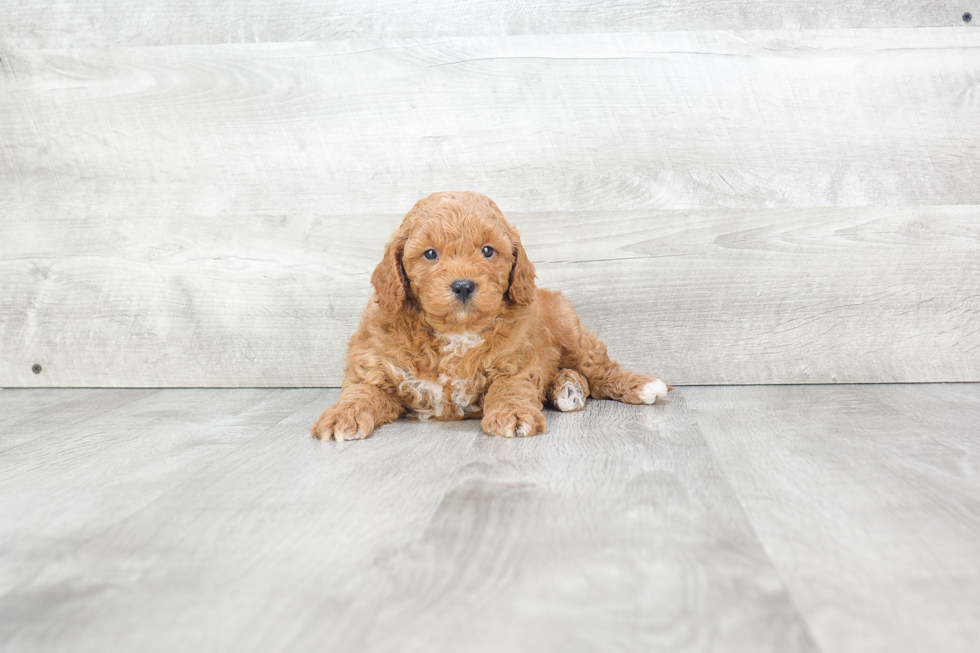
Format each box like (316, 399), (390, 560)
(312, 191), (668, 441)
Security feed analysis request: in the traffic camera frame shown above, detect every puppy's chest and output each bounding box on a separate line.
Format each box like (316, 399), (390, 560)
(388, 332), (488, 420)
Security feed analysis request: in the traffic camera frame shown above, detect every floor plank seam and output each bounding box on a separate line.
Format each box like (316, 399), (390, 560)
(680, 391), (827, 653)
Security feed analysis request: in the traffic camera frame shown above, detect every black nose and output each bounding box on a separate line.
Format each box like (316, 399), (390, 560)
(451, 279), (476, 302)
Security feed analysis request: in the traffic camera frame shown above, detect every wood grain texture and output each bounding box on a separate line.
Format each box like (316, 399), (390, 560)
(3, 206), (978, 386)
(685, 384), (980, 653)
(0, 388), (158, 452)
(0, 388), (817, 653)
(0, 388), (322, 593)
(334, 395), (816, 653)
(4, 30), (980, 212)
(2, 28), (979, 386)
(0, 389), (97, 427)
(0, 1), (972, 48)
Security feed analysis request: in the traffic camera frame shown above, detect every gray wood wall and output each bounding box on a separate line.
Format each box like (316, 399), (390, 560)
(2, 3), (978, 387)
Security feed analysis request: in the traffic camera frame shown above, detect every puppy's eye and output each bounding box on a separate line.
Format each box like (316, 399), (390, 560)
(481, 245), (495, 258)
(423, 249), (438, 261)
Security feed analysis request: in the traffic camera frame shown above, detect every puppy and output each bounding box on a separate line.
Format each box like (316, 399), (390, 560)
(312, 191), (668, 441)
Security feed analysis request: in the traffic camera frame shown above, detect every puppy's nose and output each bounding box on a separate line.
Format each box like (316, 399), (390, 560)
(451, 279), (476, 302)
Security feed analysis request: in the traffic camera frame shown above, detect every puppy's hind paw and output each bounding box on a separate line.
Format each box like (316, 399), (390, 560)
(548, 368), (589, 412)
(555, 381), (586, 412)
(639, 378), (669, 404)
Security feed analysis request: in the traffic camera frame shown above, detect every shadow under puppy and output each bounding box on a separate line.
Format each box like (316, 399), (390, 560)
(312, 191), (669, 441)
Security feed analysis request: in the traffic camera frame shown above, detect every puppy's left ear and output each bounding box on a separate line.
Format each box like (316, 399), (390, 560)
(507, 235), (537, 307)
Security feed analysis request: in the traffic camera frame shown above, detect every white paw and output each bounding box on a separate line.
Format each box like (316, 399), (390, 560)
(639, 379), (669, 404)
(555, 381), (586, 412)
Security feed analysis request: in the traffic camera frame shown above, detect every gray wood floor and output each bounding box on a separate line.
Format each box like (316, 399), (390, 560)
(1, 385), (977, 652)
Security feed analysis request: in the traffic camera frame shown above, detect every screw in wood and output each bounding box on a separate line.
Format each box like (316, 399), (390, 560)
(965, 12), (973, 22)
(32, 364), (42, 374)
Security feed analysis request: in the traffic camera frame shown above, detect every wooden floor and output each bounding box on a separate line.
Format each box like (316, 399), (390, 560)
(1, 385), (977, 652)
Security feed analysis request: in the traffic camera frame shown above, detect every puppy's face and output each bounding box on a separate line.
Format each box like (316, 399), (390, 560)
(402, 214), (514, 328)
(371, 192), (537, 330)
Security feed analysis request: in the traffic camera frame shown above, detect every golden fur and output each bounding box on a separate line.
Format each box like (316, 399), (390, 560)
(312, 191), (669, 440)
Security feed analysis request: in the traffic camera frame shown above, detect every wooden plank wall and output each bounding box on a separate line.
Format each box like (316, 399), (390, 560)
(1, 3), (978, 387)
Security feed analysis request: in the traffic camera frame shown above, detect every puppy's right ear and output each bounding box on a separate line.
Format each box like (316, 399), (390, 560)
(371, 230), (408, 313)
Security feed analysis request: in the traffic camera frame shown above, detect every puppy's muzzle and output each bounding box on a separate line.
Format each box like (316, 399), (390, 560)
(450, 279), (476, 302)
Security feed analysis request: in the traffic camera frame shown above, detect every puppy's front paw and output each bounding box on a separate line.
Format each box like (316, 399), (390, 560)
(311, 405), (377, 442)
(481, 405), (547, 438)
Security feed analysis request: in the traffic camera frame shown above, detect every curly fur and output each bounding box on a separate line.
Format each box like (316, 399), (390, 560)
(312, 191), (669, 441)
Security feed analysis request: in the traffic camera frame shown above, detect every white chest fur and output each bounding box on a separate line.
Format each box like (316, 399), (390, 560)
(438, 331), (482, 356)
(388, 331), (485, 419)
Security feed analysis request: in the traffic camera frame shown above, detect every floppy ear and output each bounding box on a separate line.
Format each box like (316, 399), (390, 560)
(507, 236), (537, 307)
(371, 231), (409, 313)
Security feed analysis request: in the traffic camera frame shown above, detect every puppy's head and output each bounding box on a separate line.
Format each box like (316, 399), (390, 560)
(371, 191), (536, 328)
